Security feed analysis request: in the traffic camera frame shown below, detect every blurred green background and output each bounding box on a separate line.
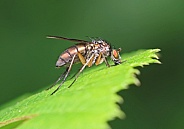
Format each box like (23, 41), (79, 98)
(0, 0), (184, 129)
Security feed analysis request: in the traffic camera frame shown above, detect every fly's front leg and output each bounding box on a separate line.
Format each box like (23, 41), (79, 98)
(50, 54), (77, 95)
(102, 54), (110, 67)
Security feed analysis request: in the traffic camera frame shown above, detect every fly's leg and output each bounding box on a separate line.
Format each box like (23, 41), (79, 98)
(68, 52), (86, 80)
(77, 52), (86, 65)
(103, 55), (110, 67)
(95, 53), (102, 65)
(68, 54), (95, 88)
(51, 54), (76, 95)
(46, 67), (69, 90)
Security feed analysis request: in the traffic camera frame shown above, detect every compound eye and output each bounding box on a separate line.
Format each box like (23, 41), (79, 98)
(112, 49), (119, 59)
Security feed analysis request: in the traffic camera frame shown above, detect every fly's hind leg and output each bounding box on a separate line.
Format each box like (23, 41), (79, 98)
(68, 54), (95, 88)
(68, 52), (86, 80)
(46, 67), (69, 90)
(50, 54), (77, 95)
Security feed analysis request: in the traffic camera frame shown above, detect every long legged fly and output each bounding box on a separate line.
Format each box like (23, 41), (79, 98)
(46, 35), (122, 95)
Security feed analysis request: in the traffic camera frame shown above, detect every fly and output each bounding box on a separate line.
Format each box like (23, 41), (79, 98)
(46, 35), (122, 95)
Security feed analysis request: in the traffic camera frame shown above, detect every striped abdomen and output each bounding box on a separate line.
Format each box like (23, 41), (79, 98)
(56, 43), (87, 67)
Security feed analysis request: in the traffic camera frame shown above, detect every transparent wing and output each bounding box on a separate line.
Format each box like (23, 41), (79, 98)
(46, 35), (89, 43)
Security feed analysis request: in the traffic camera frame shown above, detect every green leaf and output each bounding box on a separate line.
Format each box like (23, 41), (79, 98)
(0, 49), (161, 129)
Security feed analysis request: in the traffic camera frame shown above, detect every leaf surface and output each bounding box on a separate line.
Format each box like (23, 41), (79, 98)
(0, 49), (161, 129)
